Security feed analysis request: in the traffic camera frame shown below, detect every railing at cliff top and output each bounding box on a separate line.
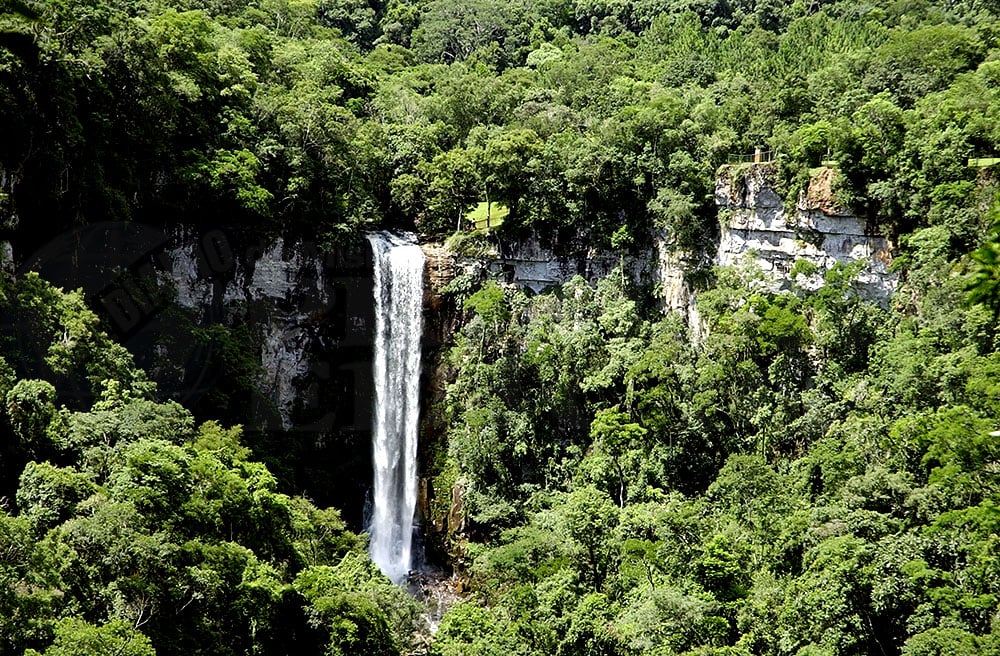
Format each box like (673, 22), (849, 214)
(727, 150), (776, 164)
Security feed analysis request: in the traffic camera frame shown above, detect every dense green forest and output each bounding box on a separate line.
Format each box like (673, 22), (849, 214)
(4, 0), (999, 249)
(0, 274), (420, 654)
(2, 0), (1000, 654)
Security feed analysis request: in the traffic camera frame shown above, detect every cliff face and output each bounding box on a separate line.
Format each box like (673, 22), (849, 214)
(486, 236), (655, 292)
(654, 242), (703, 339)
(158, 229), (374, 432)
(420, 230), (657, 301)
(715, 164), (896, 300)
(18, 224), (376, 525)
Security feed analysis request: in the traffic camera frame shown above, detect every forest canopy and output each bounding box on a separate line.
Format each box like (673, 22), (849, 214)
(1, 0), (999, 251)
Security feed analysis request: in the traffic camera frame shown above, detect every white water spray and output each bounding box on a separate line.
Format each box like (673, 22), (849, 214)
(367, 231), (424, 584)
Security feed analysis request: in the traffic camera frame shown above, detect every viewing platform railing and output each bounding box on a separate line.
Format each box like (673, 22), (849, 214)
(727, 149), (776, 164)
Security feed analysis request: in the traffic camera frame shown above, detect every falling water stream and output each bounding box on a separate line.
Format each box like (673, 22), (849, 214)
(367, 232), (424, 584)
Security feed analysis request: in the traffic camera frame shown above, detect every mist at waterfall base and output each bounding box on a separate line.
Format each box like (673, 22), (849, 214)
(366, 232), (425, 584)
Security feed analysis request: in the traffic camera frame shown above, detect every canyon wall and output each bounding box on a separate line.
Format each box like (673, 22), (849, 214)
(157, 228), (374, 433)
(715, 164), (896, 300)
(486, 236), (655, 292)
(19, 224), (376, 525)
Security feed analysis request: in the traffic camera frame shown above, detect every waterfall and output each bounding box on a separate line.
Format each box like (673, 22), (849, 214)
(367, 231), (424, 584)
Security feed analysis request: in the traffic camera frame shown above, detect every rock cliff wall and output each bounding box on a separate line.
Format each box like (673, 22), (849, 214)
(157, 229), (374, 433)
(486, 236), (655, 292)
(654, 242), (704, 339)
(18, 224), (376, 525)
(715, 164), (896, 300)
(419, 231), (657, 300)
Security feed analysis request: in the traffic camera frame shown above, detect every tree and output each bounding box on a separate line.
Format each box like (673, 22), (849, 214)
(411, 0), (519, 65)
(864, 25), (984, 107)
(293, 555), (418, 656)
(967, 217), (1000, 320)
(418, 148), (482, 233)
(0, 511), (61, 653)
(902, 627), (1000, 656)
(480, 127), (543, 218)
(558, 486), (619, 588)
(16, 462), (95, 535)
(24, 618), (155, 656)
(586, 406), (647, 506)
(431, 601), (511, 656)
(5, 379), (64, 454)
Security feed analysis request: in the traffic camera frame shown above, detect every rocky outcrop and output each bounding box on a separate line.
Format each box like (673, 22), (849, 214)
(154, 228), (374, 433)
(716, 164), (896, 300)
(422, 242), (460, 293)
(654, 242), (704, 340)
(416, 241), (463, 567)
(487, 235), (655, 292)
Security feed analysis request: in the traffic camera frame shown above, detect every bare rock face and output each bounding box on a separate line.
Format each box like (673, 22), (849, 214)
(415, 242), (463, 556)
(475, 232), (656, 293)
(18, 224), (376, 524)
(715, 164), (896, 301)
(421, 242), (459, 293)
(157, 229), (373, 433)
(654, 242), (705, 340)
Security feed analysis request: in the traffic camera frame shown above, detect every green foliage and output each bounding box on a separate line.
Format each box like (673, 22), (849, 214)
(464, 280), (510, 326)
(558, 486), (620, 587)
(902, 628), (1000, 656)
(7, 0), (1000, 654)
(0, 274), (154, 408)
(23, 618), (155, 656)
(186, 148), (273, 215)
(6, 379), (64, 452)
(431, 601), (512, 656)
(968, 215), (1000, 319)
(16, 462), (96, 535)
(294, 554), (419, 656)
(435, 247), (1000, 655)
(0, 511), (61, 652)
(0, 279), (415, 655)
(2, 0), (996, 248)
